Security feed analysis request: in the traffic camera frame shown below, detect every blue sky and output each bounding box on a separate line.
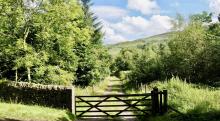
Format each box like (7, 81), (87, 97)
(91, 0), (220, 44)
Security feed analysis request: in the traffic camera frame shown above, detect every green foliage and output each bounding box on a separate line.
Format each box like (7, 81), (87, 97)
(111, 48), (140, 76)
(166, 22), (208, 81)
(0, 0), (110, 86)
(190, 11), (212, 23)
(118, 71), (130, 80)
(81, 0), (103, 45)
(72, 0), (110, 86)
(119, 12), (220, 86)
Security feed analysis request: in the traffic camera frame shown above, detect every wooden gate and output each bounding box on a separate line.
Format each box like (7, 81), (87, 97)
(75, 88), (167, 118)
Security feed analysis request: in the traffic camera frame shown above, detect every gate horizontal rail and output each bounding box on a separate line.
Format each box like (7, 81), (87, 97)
(77, 109), (151, 112)
(76, 104), (151, 107)
(79, 115), (148, 117)
(76, 98), (151, 102)
(76, 93), (151, 97)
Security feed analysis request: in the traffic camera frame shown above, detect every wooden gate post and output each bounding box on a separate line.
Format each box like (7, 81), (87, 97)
(151, 87), (159, 115)
(159, 91), (163, 115)
(163, 90), (168, 113)
(154, 87), (159, 114)
(151, 90), (155, 115)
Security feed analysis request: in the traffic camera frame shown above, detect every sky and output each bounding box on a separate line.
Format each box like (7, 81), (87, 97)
(91, 0), (220, 44)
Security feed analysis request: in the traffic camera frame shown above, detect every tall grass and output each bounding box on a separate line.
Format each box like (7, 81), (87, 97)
(150, 77), (219, 113)
(124, 77), (220, 121)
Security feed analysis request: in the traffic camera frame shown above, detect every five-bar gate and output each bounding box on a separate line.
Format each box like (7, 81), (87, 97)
(75, 87), (167, 118)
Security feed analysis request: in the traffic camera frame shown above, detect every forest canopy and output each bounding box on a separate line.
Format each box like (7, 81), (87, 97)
(0, 0), (111, 86)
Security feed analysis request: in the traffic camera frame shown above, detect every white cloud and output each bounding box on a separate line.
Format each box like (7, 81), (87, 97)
(92, 1), (173, 44)
(92, 6), (128, 21)
(127, 0), (160, 15)
(111, 16), (150, 35)
(113, 15), (173, 37)
(102, 15), (173, 44)
(209, 0), (220, 15)
(101, 20), (127, 44)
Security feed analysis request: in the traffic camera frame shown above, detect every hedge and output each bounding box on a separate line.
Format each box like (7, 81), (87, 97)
(0, 81), (74, 112)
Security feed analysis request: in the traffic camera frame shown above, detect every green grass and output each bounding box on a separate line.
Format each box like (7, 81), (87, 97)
(0, 102), (74, 121)
(124, 77), (220, 121)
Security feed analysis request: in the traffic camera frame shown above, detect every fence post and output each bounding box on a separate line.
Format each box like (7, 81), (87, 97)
(163, 90), (168, 113)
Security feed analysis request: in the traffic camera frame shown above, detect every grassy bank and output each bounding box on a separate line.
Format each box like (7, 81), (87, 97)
(0, 102), (74, 121)
(124, 77), (220, 121)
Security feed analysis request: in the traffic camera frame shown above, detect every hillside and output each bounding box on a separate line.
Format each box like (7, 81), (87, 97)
(107, 32), (173, 56)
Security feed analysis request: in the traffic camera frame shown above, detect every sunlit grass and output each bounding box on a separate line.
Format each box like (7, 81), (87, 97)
(124, 77), (220, 121)
(0, 102), (74, 121)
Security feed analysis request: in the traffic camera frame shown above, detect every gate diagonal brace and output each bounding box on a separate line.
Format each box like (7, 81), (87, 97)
(115, 96), (149, 116)
(77, 97), (111, 117)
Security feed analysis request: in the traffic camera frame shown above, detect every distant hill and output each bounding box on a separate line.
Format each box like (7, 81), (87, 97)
(107, 32), (174, 57)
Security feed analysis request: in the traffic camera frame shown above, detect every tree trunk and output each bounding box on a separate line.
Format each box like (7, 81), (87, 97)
(23, 27), (29, 50)
(27, 67), (31, 82)
(24, 27), (30, 81)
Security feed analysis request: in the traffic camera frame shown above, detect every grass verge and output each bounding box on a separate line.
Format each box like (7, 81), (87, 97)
(0, 102), (74, 121)
(124, 77), (220, 121)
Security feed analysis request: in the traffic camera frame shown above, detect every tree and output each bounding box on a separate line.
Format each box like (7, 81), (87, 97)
(190, 11), (212, 23)
(73, 0), (110, 86)
(81, 0), (103, 45)
(112, 48), (140, 77)
(0, 0), (42, 82)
